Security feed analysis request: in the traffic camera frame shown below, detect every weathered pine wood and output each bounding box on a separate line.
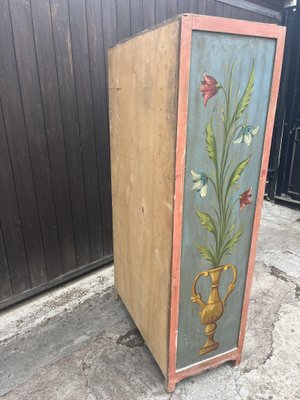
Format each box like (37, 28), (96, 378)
(109, 20), (180, 376)
(10, 0), (62, 282)
(50, 0), (91, 267)
(0, 0), (46, 288)
(31, 0), (77, 273)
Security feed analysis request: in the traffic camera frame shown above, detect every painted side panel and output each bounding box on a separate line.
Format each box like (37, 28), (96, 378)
(176, 31), (276, 370)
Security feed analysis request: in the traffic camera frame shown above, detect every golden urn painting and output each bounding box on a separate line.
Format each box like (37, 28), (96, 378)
(191, 63), (257, 356)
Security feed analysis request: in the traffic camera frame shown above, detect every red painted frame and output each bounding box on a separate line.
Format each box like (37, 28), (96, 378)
(167, 14), (286, 392)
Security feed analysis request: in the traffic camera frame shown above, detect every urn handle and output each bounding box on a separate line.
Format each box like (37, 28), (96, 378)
(222, 264), (238, 306)
(191, 270), (209, 310)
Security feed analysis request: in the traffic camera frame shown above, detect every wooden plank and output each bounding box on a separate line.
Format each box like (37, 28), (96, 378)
(230, 5), (240, 18)
(116, 0), (131, 40)
(222, 3), (232, 18)
(142, 0), (155, 29)
(155, 0), (167, 24)
(206, 0), (217, 15)
(166, 0), (178, 19)
(0, 0), (46, 289)
(177, 0), (188, 13)
(197, 0), (207, 15)
(31, 0), (77, 273)
(101, 0), (118, 64)
(86, 0), (113, 256)
(0, 100), (30, 295)
(68, 0), (104, 261)
(215, 1), (224, 17)
(10, 0), (62, 282)
(187, 0), (198, 13)
(0, 224), (12, 301)
(50, 0), (91, 267)
(167, 15), (192, 391)
(109, 20), (180, 377)
(130, 0), (144, 35)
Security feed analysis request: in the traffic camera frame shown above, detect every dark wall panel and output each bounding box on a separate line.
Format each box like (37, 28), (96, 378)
(0, 0), (279, 309)
(0, 0), (46, 289)
(10, 0), (62, 282)
(50, 0), (90, 267)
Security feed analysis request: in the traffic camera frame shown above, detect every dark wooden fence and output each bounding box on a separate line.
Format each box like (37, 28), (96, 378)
(0, 0), (279, 309)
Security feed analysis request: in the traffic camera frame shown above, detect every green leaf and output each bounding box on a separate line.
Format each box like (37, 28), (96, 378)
(228, 156), (251, 188)
(226, 223), (235, 237)
(196, 245), (215, 264)
(221, 107), (226, 123)
(234, 64), (254, 122)
(196, 211), (218, 240)
(205, 120), (217, 162)
(223, 225), (244, 254)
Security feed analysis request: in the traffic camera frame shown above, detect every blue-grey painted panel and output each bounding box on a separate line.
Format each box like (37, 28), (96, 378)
(176, 31), (276, 370)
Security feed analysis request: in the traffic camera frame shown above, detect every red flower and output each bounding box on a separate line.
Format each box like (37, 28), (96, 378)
(240, 187), (252, 210)
(199, 74), (220, 106)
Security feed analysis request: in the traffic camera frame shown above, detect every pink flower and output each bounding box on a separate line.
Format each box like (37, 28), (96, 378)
(199, 74), (220, 106)
(240, 187), (252, 210)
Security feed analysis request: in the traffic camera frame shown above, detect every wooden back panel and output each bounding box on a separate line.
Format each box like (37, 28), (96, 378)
(109, 20), (180, 375)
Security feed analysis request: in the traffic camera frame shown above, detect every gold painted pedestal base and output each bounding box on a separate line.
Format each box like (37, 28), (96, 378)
(199, 322), (218, 355)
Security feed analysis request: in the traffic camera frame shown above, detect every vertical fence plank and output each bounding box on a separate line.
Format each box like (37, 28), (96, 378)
(31, 0), (77, 273)
(143, 0), (155, 29)
(197, 0), (207, 14)
(187, 0), (198, 13)
(68, 0), (104, 260)
(206, 0), (217, 15)
(0, 100), (30, 295)
(215, 1), (223, 17)
(50, 0), (91, 267)
(222, 3), (232, 18)
(116, 0), (131, 40)
(230, 5), (240, 19)
(130, 0), (144, 34)
(177, 0), (188, 14)
(0, 0), (46, 288)
(166, 0), (178, 19)
(10, 0), (63, 282)
(155, 0), (167, 24)
(0, 224), (12, 301)
(102, 0), (118, 60)
(86, 0), (113, 256)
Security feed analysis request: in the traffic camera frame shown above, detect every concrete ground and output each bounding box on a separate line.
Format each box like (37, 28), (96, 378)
(0, 201), (299, 400)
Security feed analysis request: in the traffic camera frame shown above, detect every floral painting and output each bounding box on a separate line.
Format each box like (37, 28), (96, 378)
(190, 62), (259, 356)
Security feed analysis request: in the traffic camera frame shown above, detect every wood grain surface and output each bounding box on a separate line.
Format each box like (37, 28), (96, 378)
(109, 20), (180, 376)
